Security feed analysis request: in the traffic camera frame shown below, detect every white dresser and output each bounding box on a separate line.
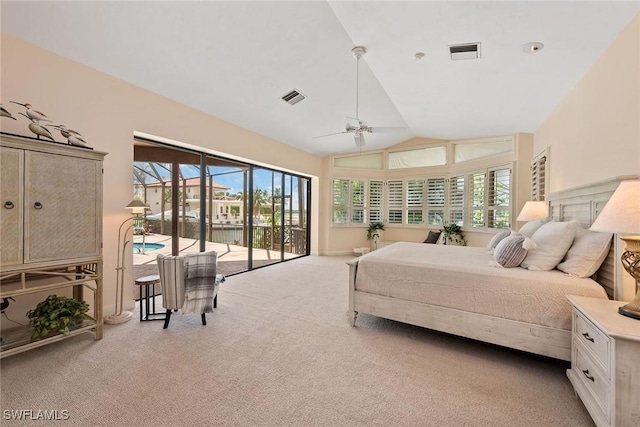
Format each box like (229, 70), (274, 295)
(567, 295), (640, 427)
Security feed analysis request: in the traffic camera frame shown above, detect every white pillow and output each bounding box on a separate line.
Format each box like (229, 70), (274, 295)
(520, 221), (578, 271)
(518, 217), (550, 238)
(486, 230), (511, 253)
(557, 228), (612, 278)
(492, 234), (528, 268)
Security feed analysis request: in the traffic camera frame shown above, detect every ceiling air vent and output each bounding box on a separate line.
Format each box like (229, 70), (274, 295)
(281, 89), (306, 105)
(449, 43), (481, 61)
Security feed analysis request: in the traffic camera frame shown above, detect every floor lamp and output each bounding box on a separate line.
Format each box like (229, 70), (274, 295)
(590, 179), (640, 320)
(104, 198), (149, 325)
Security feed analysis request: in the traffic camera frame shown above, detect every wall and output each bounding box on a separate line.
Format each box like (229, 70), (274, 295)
(534, 14), (640, 301)
(0, 34), (323, 324)
(534, 15), (640, 192)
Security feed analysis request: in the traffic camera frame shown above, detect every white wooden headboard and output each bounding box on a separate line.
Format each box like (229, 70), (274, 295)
(547, 175), (638, 300)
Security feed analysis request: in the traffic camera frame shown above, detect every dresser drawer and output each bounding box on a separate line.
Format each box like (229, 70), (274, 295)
(574, 310), (610, 373)
(574, 342), (610, 423)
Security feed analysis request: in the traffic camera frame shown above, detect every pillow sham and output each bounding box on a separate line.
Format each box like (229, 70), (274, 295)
(486, 230), (510, 253)
(492, 234), (528, 268)
(520, 221), (577, 271)
(423, 230), (442, 244)
(518, 217), (550, 238)
(557, 228), (612, 278)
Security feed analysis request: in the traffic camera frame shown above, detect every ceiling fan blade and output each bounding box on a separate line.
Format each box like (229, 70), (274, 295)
(369, 126), (406, 133)
(313, 131), (349, 139)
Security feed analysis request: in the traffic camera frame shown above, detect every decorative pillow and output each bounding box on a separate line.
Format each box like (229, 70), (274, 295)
(520, 221), (578, 271)
(486, 230), (511, 253)
(518, 217), (550, 238)
(423, 230), (441, 244)
(557, 228), (613, 278)
(493, 234), (528, 268)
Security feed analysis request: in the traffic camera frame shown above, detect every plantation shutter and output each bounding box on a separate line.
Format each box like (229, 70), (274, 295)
(368, 180), (383, 223)
(406, 179), (424, 224)
(351, 180), (365, 224)
(387, 180), (403, 224)
(531, 152), (547, 201)
(448, 175), (465, 226)
(487, 167), (511, 229)
(332, 179), (349, 224)
(427, 177), (445, 225)
(469, 171), (486, 228)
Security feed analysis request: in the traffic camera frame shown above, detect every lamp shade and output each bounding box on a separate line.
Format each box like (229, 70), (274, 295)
(590, 180), (640, 234)
(125, 198), (149, 215)
(516, 201), (549, 222)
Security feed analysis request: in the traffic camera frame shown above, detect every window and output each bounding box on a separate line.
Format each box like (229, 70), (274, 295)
(332, 179), (349, 224)
(388, 146), (447, 169)
(386, 180), (403, 224)
(333, 153), (383, 169)
(453, 136), (514, 163)
(369, 180), (383, 223)
(406, 179), (425, 224)
(448, 175), (465, 226)
(466, 166), (512, 230)
(426, 177), (445, 225)
(531, 149), (548, 201)
(487, 167), (511, 229)
(332, 178), (384, 225)
(351, 180), (365, 223)
(469, 171), (486, 228)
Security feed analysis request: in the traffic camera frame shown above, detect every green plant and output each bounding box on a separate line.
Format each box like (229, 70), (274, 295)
(441, 223), (467, 246)
(26, 295), (89, 341)
(367, 222), (385, 240)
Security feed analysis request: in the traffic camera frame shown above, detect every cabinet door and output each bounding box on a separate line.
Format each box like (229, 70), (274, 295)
(24, 151), (102, 263)
(0, 147), (24, 266)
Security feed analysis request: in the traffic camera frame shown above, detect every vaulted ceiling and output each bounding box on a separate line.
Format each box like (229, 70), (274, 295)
(2, 1), (638, 157)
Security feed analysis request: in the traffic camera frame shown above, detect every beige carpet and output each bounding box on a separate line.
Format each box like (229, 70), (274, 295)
(0, 256), (593, 426)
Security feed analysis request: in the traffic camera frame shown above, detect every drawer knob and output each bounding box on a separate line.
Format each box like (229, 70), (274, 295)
(34, 202), (43, 210)
(4, 201), (14, 209)
(581, 332), (594, 343)
(582, 369), (595, 382)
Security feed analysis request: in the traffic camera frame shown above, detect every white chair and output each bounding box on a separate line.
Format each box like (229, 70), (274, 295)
(156, 251), (222, 329)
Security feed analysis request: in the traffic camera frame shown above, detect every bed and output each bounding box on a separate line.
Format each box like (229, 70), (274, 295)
(347, 177), (633, 361)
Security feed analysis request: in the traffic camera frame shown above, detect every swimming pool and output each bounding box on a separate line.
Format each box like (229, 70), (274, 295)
(133, 242), (165, 253)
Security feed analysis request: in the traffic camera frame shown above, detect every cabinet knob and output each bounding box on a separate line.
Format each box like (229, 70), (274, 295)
(4, 201), (14, 209)
(34, 202), (43, 210)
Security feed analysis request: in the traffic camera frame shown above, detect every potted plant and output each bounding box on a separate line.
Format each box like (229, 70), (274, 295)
(367, 222), (385, 241)
(26, 295), (90, 341)
(441, 223), (467, 246)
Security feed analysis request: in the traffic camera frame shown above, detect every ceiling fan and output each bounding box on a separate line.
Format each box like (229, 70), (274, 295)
(314, 46), (405, 148)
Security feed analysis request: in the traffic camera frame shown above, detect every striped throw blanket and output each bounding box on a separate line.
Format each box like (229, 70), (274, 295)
(182, 251), (219, 315)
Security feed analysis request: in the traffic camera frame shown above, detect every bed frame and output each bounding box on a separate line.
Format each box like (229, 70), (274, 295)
(347, 176), (636, 361)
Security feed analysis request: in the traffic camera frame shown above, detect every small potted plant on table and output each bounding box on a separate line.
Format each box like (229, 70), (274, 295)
(367, 222), (385, 250)
(441, 223), (467, 246)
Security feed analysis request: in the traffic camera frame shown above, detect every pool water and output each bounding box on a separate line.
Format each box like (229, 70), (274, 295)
(133, 242), (165, 253)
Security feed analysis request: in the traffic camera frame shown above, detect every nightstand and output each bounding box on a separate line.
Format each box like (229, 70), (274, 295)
(566, 296), (640, 427)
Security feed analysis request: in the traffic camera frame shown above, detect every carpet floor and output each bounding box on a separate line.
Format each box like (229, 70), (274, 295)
(0, 255), (594, 426)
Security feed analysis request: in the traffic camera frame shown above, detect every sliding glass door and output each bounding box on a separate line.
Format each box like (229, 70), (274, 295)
(133, 138), (310, 279)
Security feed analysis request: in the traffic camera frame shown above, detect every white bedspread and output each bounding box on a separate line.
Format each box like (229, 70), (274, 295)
(355, 242), (609, 330)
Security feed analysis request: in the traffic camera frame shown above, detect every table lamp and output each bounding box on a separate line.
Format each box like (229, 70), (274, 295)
(590, 179), (640, 319)
(516, 200), (549, 222)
